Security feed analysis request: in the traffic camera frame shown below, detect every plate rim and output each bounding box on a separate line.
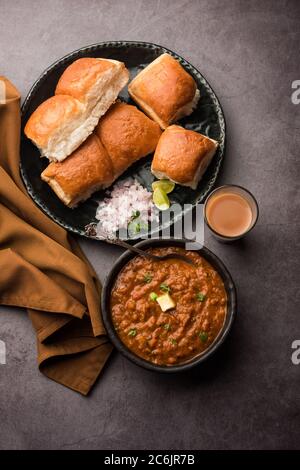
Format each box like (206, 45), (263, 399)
(20, 40), (226, 240)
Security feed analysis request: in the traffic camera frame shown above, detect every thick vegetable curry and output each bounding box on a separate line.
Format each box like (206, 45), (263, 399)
(111, 247), (227, 365)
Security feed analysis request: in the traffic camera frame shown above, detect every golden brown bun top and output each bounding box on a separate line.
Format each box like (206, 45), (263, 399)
(128, 53), (196, 124)
(95, 101), (162, 176)
(152, 125), (216, 184)
(24, 94), (82, 147)
(55, 57), (116, 101)
(42, 134), (114, 200)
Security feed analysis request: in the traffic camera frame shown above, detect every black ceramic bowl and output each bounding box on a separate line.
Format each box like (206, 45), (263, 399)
(101, 239), (237, 372)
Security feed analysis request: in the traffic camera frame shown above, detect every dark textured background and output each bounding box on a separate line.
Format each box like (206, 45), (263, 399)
(0, 0), (299, 450)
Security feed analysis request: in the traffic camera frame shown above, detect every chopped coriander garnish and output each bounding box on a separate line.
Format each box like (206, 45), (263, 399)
(149, 292), (158, 301)
(196, 292), (206, 302)
(128, 328), (137, 337)
(199, 331), (208, 343)
(143, 273), (153, 283)
(163, 324), (171, 331)
(128, 220), (141, 234)
(132, 210), (140, 219)
(160, 283), (171, 293)
(169, 338), (177, 346)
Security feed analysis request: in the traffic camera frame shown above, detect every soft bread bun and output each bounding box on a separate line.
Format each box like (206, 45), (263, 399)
(95, 101), (162, 177)
(41, 102), (161, 207)
(151, 125), (218, 190)
(41, 134), (114, 207)
(25, 58), (129, 162)
(128, 53), (200, 129)
(23, 95), (83, 152)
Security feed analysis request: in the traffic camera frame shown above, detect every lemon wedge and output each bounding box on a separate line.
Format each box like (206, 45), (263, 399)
(153, 187), (170, 211)
(152, 179), (175, 194)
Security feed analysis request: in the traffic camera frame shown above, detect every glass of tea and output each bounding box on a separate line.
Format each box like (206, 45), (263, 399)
(204, 185), (259, 242)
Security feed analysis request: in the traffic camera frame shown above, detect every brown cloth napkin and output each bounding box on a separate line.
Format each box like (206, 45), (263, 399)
(0, 77), (113, 395)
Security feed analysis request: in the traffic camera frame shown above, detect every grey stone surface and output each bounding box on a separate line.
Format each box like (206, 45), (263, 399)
(0, 0), (299, 450)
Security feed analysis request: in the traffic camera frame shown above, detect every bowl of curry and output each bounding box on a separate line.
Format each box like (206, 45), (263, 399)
(102, 239), (236, 372)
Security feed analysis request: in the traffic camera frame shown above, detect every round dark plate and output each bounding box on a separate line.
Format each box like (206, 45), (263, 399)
(20, 41), (226, 240)
(101, 238), (236, 372)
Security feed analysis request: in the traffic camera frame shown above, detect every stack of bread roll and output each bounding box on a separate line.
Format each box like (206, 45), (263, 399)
(25, 53), (218, 207)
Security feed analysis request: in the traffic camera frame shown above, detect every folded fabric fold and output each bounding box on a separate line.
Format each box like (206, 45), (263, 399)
(0, 248), (87, 317)
(0, 76), (113, 394)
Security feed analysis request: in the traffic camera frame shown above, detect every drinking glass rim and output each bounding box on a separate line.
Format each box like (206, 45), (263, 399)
(203, 184), (259, 239)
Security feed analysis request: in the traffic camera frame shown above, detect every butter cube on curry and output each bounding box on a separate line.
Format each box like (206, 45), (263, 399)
(156, 293), (176, 312)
